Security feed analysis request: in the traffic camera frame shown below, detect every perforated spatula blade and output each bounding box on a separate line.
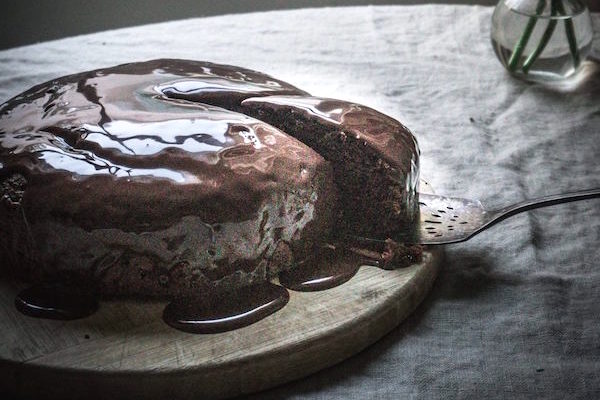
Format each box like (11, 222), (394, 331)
(351, 188), (600, 247)
(417, 189), (600, 245)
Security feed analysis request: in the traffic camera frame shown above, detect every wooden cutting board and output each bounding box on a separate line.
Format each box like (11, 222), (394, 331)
(0, 183), (441, 400)
(0, 252), (440, 400)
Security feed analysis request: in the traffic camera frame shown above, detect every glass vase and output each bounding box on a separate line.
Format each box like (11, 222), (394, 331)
(491, 0), (593, 82)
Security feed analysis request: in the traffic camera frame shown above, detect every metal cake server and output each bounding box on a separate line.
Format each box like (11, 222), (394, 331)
(354, 188), (600, 246)
(415, 189), (600, 244)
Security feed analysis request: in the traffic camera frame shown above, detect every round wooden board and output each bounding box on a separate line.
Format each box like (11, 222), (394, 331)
(0, 183), (441, 400)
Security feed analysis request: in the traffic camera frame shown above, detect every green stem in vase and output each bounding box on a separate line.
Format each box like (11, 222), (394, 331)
(522, 0), (559, 73)
(555, 0), (581, 68)
(507, 0), (547, 72)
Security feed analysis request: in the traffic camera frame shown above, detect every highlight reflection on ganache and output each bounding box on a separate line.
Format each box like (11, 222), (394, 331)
(15, 283), (98, 320)
(162, 283), (289, 334)
(279, 244), (362, 292)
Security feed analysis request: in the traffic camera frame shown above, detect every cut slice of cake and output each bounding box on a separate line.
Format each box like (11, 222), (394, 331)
(240, 95), (420, 240)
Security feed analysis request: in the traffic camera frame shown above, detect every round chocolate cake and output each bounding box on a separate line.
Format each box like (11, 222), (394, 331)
(0, 59), (420, 300)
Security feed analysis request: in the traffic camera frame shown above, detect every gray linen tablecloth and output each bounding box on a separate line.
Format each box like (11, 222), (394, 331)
(1, 5), (598, 399)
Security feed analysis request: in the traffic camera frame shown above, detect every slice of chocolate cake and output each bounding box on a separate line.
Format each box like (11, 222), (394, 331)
(239, 95), (420, 240)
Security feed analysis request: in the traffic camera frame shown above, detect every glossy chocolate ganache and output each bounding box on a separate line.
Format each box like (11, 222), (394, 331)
(0, 59), (421, 333)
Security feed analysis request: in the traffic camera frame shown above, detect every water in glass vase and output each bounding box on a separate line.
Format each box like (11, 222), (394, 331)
(491, 0), (593, 82)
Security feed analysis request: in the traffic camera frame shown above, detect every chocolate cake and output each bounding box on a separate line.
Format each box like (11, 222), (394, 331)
(0, 59), (420, 300)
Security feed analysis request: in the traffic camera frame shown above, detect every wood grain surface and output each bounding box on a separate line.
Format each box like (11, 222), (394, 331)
(0, 251), (440, 400)
(0, 183), (441, 400)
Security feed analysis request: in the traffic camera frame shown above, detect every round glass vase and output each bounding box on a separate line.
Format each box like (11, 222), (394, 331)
(491, 0), (593, 82)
